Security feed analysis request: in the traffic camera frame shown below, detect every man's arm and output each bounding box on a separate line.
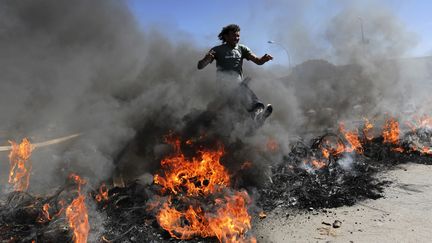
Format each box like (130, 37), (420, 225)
(197, 50), (216, 69)
(246, 53), (273, 65)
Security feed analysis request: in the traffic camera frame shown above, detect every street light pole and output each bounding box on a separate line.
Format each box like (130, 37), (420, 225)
(268, 40), (292, 69)
(357, 17), (365, 44)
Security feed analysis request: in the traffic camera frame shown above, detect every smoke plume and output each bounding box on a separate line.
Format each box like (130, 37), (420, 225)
(0, 0), (430, 194)
(0, 0), (215, 191)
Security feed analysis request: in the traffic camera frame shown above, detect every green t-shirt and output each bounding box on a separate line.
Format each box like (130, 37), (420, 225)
(210, 43), (252, 80)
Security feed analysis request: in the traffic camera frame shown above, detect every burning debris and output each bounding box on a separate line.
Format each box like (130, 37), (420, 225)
(0, 134), (257, 242)
(0, 137), (90, 242)
(2, 115), (432, 242)
(0, 173), (90, 242)
(8, 138), (34, 192)
(259, 116), (432, 211)
(148, 135), (256, 242)
(65, 174), (89, 243)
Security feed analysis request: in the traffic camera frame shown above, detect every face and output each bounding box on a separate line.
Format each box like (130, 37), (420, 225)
(224, 31), (240, 46)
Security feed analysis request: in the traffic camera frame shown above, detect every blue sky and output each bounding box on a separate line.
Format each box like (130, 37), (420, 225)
(127, 0), (432, 65)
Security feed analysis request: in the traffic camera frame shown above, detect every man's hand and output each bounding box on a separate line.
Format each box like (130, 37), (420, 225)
(197, 50), (215, 69)
(205, 50), (216, 61)
(248, 53), (273, 65)
(261, 54), (273, 63)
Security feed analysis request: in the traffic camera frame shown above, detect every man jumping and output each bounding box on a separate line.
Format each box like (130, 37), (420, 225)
(197, 24), (274, 126)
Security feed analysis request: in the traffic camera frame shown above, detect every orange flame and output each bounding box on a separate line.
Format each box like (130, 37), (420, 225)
(8, 138), (34, 191)
(37, 203), (53, 223)
(95, 183), (109, 202)
(240, 161), (253, 170)
(266, 138), (279, 152)
(157, 192), (256, 242)
(208, 192), (256, 243)
(414, 115), (432, 128)
(38, 199), (67, 223)
(153, 136), (255, 242)
(66, 174), (89, 243)
(321, 148), (330, 159)
(382, 118), (400, 144)
(320, 139), (345, 159)
(69, 173), (86, 188)
(303, 158), (327, 170)
(66, 195), (89, 243)
(406, 115), (432, 132)
(391, 147), (405, 153)
(157, 200), (211, 240)
(154, 137), (229, 196)
(339, 123), (363, 154)
(311, 159), (327, 169)
(404, 115), (432, 154)
(363, 118), (374, 141)
(422, 147), (432, 154)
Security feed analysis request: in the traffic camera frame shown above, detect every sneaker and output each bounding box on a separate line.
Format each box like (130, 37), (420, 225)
(263, 104), (273, 118)
(253, 104), (273, 124)
(252, 106), (264, 120)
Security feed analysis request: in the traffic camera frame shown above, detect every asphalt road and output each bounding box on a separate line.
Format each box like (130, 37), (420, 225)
(254, 163), (432, 242)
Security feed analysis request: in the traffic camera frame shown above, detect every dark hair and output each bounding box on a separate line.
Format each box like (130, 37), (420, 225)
(218, 24), (240, 43)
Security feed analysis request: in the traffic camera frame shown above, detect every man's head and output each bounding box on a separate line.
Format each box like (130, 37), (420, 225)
(218, 24), (240, 46)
